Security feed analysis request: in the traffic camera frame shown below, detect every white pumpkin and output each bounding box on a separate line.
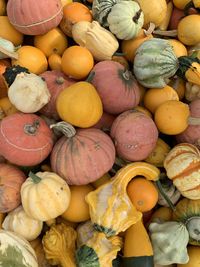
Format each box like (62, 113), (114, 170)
(2, 205), (43, 241)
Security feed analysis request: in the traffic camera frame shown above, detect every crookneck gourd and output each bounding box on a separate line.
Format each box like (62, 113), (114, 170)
(133, 38), (200, 88)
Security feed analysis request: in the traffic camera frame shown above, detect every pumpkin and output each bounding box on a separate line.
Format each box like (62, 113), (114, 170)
(48, 53), (62, 71)
(169, 77), (186, 100)
(112, 55), (129, 69)
(154, 100), (190, 135)
(59, 2), (92, 37)
(56, 80), (103, 128)
(50, 122), (116, 185)
(90, 60), (141, 114)
(0, 59), (10, 98)
(110, 110), (158, 161)
(8, 72), (50, 113)
(177, 15), (200, 46)
(0, 37), (18, 60)
(158, 1), (173, 31)
(0, 113), (53, 166)
(168, 39), (188, 58)
(0, 97), (19, 119)
(7, 0), (63, 35)
(168, 6), (185, 30)
(149, 221), (189, 265)
(177, 246), (200, 267)
(0, 0), (5, 15)
(39, 70), (75, 120)
(148, 207), (173, 224)
(107, 1), (144, 40)
(0, 163), (26, 213)
(164, 143), (200, 200)
(93, 112), (116, 131)
(71, 21), (92, 46)
(3, 64), (30, 87)
(0, 229), (38, 266)
(173, 0), (191, 9)
(21, 171), (71, 221)
(185, 82), (200, 102)
(2, 205), (43, 241)
(61, 184), (94, 222)
(172, 198), (200, 246)
(0, 16), (24, 46)
(34, 27), (68, 57)
(30, 238), (52, 267)
(123, 219), (154, 267)
(176, 99), (200, 148)
(12, 45), (48, 75)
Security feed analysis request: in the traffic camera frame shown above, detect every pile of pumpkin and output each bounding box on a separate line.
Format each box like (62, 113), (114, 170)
(0, 0), (200, 266)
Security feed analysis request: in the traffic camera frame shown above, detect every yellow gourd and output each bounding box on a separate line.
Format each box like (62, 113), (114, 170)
(177, 246), (200, 267)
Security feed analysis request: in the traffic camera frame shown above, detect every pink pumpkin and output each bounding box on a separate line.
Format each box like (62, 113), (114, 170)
(50, 127), (116, 185)
(90, 61), (140, 114)
(0, 113), (53, 166)
(176, 99), (200, 148)
(39, 70), (75, 120)
(110, 110), (158, 161)
(93, 112), (116, 131)
(7, 0), (63, 35)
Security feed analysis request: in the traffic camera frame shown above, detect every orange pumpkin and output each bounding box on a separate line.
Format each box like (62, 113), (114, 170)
(48, 54), (62, 71)
(0, 59), (10, 98)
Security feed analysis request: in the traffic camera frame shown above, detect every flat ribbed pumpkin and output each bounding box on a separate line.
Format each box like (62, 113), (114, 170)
(6, 0), (63, 35)
(50, 122), (116, 185)
(164, 143), (200, 199)
(0, 113), (53, 166)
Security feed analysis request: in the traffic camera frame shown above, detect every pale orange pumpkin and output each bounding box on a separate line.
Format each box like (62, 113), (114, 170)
(48, 54), (62, 71)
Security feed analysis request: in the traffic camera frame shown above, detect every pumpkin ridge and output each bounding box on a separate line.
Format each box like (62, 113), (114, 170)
(170, 161), (200, 180)
(52, 136), (66, 174)
(184, 184), (200, 191)
(69, 138), (83, 184)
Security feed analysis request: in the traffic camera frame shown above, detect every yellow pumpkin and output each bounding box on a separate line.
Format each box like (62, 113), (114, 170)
(154, 100), (190, 135)
(34, 28), (68, 57)
(0, 16), (23, 46)
(177, 246), (200, 266)
(12, 46), (48, 74)
(134, 105), (152, 118)
(48, 53), (62, 71)
(56, 81), (103, 128)
(61, 184), (93, 222)
(173, 0), (191, 9)
(168, 39), (188, 58)
(0, 0), (6, 15)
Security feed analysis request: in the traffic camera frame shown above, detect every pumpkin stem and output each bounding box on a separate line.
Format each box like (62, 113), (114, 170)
(188, 116), (200, 125)
(24, 120), (40, 135)
(144, 22), (156, 36)
(50, 121), (76, 138)
(153, 29), (178, 37)
(29, 171), (41, 184)
(113, 52), (126, 57)
(155, 180), (176, 212)
(55, 77), (65, 85)
(85, 71), (95, 83)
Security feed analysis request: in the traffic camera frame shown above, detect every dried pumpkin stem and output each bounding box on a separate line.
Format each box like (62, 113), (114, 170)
(50, 121), (76, 138)
(155, 180), (176, 211)
(55, 77), (65, 85)
(29, 171), (41, 184)
(86, 71), (95, 83)
(153, 29), (178, 37)
(144, 22), (156, 36)
(188, 116), (200, 125)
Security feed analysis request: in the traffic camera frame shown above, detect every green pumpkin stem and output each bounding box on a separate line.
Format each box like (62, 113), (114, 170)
(113, 52), (126, 57)
(188, 116), (200, 126)
(50, 121), (76, 138)
(155, 180), (176, 212)
(29, 171), (41, 184)
(85, 71), (95, 83)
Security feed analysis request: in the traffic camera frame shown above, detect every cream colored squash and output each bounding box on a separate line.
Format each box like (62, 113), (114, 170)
(2, 205), (43, 241)
(21, 171), (71, 221)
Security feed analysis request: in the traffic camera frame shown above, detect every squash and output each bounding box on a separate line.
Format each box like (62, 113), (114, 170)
(0, 113), (53, 166)
(93, 112), (116, 131)
(0, 97), (19, 119)
(172, 198), (200, 246)
(86, 162), (160, 236)
(168, 39), (188, 58)
(107, 1), (144, 40)
(50, 122), (116, 185)
(8, 72), (50, 113)
(48, 53), (62, 71)
(0, 163), (26, 213)
(90, 60), (141, 114)
(2, 205), (43, 241)
(0, 59), (10, 98)
(149, 207), (173, 224)
(30, 238), (52, 267)
(0, 0), (6, 15)
(164, 143), (200, 200)
(7, 0), (63, 35)
(0, 229), (38, 266)
(56, 80), (103, 128)
(76, 220), (95, 248)
(123, 219), (154, 267)
(173, 0), (191, 9)
(149, 221), (189, 265)
(0, 37), (18, 60)
(39, 70), (75, 120)
(185, 82), (200, 102)
(21, 171), (71, 221)
(169, 77), (186, 100)
(3, 64), (30, 87)
(177, 246), (200, 267)
(110, 110), (158, 161)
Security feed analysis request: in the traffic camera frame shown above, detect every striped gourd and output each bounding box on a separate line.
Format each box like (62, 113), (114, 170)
(133, 38), (179, 88)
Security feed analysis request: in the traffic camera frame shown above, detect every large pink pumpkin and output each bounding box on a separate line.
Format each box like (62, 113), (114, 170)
(0, 113), (53, 166)
(176, 99), (200, 148)
(39, 70), (75, 120)
(110, 110), (158, 161)
(50, 127), (116, 185)
(90, 61), (140, 114)
(7, 0), (63, 35)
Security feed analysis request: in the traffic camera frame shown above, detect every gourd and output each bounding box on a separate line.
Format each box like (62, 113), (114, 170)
(0, 113), (53, 166)
(3, 65), (30, 87)
(86, 162), (160, 237)
(185, 82), (200, 102)
(50, 121), (116, 185)
(164, 143), (200, 199)
(172, 198), (200, 246)
(76, 220), (95, 248)
(0, 37), (18, 59)
(123, 219), (154, 267)
(20, 171), (71, 221)
(2, 205), (43, 241)
(149, 221), (189, 265)
(107, 1), (144, 40)
(0, 97), (19, 120)
(0, 163), (26, 213)
(8, 72), (50, 113)
(110, 110), (158, 161)
(7, 0), (63, 35)
(0, 229), (38, 266)
(30, 238), (52, 267)
(42, 223), (77, 267)
(90, 60), (141, 114)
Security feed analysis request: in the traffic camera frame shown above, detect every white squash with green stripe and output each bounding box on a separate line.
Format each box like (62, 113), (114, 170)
(20, 171), (71, 221)
(0, 229), (38, 267)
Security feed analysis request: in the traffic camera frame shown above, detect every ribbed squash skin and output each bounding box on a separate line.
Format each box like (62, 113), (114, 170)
(50, 128), (116, 185)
